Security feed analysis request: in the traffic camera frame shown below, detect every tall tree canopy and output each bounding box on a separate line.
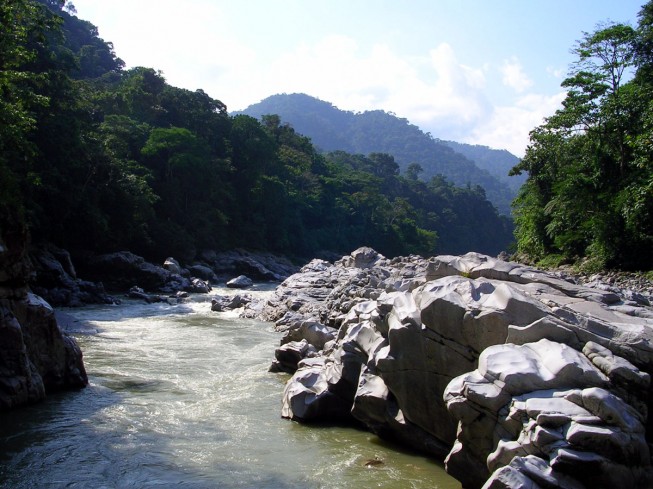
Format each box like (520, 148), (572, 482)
(0, 0), (514, 265)
(511, 4), (653, 271)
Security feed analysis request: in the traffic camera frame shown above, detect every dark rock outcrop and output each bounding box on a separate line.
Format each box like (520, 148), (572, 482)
(29, 245), (116, 307)
(77, 251), (175, 291)
(200, 249), (299, 282)
(0, 232), (87, 410)
(74, 251), (211, 299)
(255, 248), (653, 489)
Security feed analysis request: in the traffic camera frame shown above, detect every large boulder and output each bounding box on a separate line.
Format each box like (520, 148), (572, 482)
(29, 245), (115, 307)
(256, 248), (653, 488)
(226, 275), (253, 289)
(77, 251), (173, 291)
(162, 257), (183, 275)
(204, 249), (299, 282)
(0, 228), (87, 410)
(0, 293), (88, 410)
(445, 339), (651, 488)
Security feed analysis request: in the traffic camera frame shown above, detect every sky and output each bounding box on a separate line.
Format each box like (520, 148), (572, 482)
(70, 0), (645, 157)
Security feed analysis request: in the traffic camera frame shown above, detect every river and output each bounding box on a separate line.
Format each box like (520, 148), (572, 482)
(0, 288), (460, 488)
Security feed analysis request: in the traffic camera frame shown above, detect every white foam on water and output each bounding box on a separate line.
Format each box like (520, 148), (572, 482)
(0, 297), (458, 488)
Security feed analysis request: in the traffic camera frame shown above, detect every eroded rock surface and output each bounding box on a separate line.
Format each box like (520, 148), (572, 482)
(1, 231), (87, 410)
(256, 248), (653, 489)
(200, 249), (298, 282)
(29, 245), (116, 307)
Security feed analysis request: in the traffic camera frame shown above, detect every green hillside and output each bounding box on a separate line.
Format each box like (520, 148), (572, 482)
(0, 0), (515, 265)
(238, 93), (520, 215)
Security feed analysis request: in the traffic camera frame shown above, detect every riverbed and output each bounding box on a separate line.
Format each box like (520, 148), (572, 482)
(0, 290), (459, 488)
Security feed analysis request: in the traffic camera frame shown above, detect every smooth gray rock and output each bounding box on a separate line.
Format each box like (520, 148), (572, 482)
(446, 341), (651, 489)
(336, 247), (385, 269)
(271, 339), (317, 373)
(226, 275), (253, 289)
(279, 320), (337, 352)
(254, 248), (653, 489)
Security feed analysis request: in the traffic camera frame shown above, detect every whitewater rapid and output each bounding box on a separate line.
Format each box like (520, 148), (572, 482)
(0, 291), (458, 488)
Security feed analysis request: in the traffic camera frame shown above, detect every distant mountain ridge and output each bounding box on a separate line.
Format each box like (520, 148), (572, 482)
(236, 93), (523, 215)
(443, 141), (526, 193)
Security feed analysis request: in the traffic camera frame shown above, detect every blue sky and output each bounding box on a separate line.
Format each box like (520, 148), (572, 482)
(71, 0), (645, 156)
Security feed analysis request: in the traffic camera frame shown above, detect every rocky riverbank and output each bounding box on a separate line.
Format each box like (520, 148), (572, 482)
(29, 246), (299, 307)
(252, 247), (653, 489)
(6, 239), (653, 487)
(0, 232), (88, 410)
(1, 242), (297, 411)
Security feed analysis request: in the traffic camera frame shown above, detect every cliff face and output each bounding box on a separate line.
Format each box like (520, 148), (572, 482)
(0, 222), (87, 410)
(256, 248), (653, 489)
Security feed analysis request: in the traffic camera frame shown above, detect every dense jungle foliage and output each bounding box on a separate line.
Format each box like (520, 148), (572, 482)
(0, 0), (514, 264)
(239, 93), (518, 215)
(511, 3), (653, 271)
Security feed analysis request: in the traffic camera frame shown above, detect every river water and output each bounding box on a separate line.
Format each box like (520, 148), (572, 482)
(0, 289), (460, 488)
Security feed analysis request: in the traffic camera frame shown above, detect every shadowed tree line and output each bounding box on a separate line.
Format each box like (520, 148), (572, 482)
(0, 0), (515, 265)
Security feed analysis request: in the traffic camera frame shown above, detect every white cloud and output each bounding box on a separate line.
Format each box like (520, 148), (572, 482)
(76, 0), (565, 157)
(501, 56), (533, 93)
(211, 37), (564, 157)
(232, 39), (492, 133)
(546, 65), (566, 79)
(87, 1), (260, 94)
(464, 91), (566, 156)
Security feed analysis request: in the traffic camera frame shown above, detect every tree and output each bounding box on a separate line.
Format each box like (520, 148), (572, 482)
(511, 12), (653, 270)
(0, 0), (58, 158)
(0, 0), (518, 266)
(405, 163), (423, 181)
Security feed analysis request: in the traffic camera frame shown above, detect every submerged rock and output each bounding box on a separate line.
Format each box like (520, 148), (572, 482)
(127, 286), (167, 304)
(211, 294), (252, 312)
(256, 248), (653, 489)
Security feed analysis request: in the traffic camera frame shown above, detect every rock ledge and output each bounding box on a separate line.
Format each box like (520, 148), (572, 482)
(254, 248), (653, 489)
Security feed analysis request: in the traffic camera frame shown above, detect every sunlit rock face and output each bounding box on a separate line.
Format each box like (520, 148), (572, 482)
(0, 227), (87, 410)
(445, 339), (651, 488)
(258, 248), (653, 489)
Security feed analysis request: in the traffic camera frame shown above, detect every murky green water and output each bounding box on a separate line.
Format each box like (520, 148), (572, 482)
(0, 290), (460, 488)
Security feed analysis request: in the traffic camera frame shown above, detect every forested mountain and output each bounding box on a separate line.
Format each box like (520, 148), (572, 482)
(511, 10), (653, 271)
(238, 93), (520, 215)
(0, 0), (514, 266)
(444, 141), (526, 193)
